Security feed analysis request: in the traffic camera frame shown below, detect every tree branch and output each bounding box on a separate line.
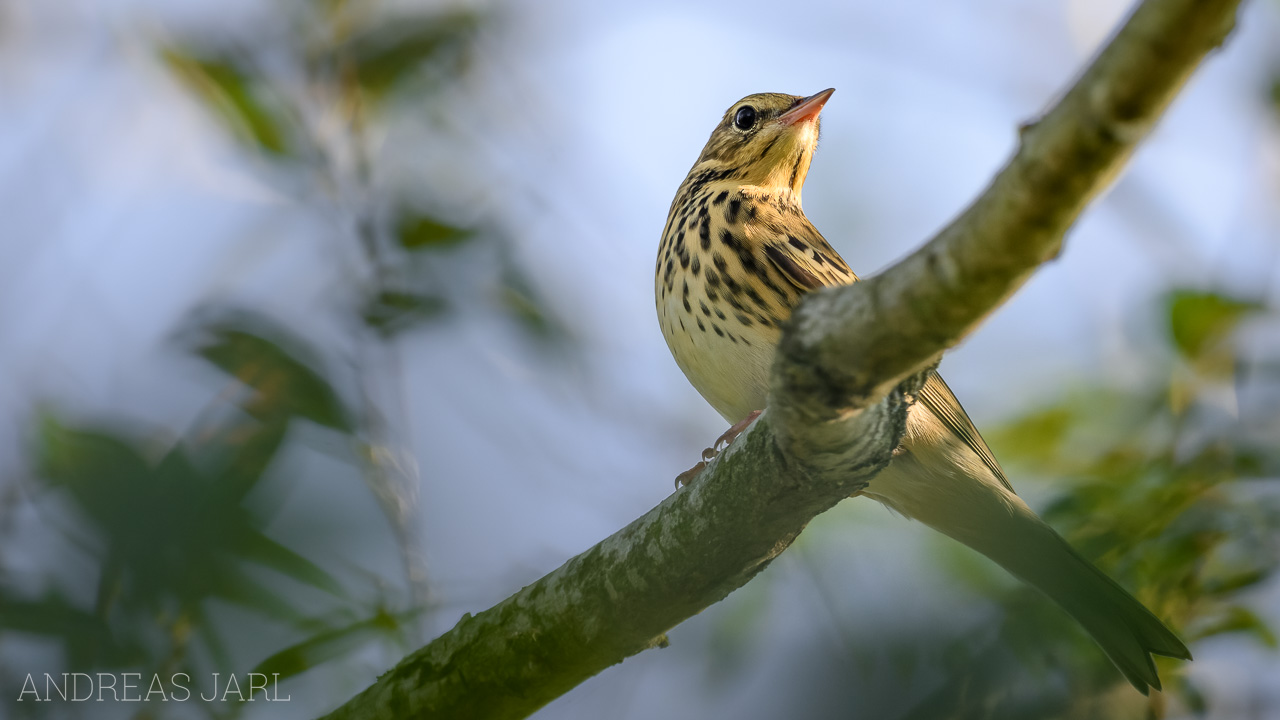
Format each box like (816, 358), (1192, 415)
(771, 0), (1239, 461)
(317, 1), (1242, 718)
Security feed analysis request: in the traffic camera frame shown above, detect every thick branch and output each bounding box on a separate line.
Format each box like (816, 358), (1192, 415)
(771, 0), (1239, 461)
(318, 1), (1241, 718)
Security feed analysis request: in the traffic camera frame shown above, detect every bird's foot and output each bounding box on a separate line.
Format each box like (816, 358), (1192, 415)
(674, 461), (707, 488)
(673, 410), (763, 489)
(713, 410), (762, 453)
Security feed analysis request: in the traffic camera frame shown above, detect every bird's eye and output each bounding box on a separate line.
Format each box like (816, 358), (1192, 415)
(733, 106), (757, 131)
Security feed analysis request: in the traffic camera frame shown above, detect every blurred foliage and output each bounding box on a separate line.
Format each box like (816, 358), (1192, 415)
(500, 260), (565, 343)
(158, 2), (562, 344)
(361, 289), (449, 337)
(251, 605), (423, 682)
(1166, 289), (1263, 381)
(3, 309), (408, 717)
(337, 11), (481, 98)
(706, 288), (1280, 720)
(2, 1), (569, 717)
(188, 308), (353, 433)
(162, 49), (290, 156)
(396, 213), (473, 251)
(916, 287), (1280, 718)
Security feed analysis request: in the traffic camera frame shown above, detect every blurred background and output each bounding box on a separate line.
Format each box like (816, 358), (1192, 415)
(2, 0), (1279, 718)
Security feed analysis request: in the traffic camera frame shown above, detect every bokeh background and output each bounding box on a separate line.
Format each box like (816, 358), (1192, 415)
(3, 0), (1280, 718)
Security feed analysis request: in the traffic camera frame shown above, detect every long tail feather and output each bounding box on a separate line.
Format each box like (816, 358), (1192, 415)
(865, 408), (1190, 693)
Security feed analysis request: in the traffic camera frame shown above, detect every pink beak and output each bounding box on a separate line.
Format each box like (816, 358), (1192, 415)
(778, 88), (835, 126)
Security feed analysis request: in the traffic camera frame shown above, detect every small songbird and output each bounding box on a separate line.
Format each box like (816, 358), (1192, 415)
(656, 89), (1190, 693)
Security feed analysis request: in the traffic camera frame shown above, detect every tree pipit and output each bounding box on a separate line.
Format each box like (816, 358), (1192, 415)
(656, 89), (1190, 693)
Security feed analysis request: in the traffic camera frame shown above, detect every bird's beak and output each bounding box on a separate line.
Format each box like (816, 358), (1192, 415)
(779, 88), (835, 126)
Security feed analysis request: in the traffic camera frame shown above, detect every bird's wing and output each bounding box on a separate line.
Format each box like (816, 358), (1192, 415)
(754, 213), (1011, 494)
(756, 214), (859, 291)
(918, 370), (1013, 493)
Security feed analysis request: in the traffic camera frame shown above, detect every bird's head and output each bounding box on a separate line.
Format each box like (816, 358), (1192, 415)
(689, 89), (834, 197)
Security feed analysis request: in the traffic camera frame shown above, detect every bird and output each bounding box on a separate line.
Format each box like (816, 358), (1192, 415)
(655, 89), (1191, 694)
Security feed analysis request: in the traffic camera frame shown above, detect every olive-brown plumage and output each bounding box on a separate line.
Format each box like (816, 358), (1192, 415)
(656, 89), (1190, 693)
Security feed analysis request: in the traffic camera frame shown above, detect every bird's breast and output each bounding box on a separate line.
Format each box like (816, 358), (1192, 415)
(656, 185), (798, 423)
(657, 282), (778, 424)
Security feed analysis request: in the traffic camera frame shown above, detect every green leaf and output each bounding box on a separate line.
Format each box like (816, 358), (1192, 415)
(1269, 73), (1280, 119)
(161, 48), (289, 156)
(37, 414), (150, 486)
(0, 591), (106, 637)
(1192, 605), (1277, 647)
(499, 267), (564, 343)
(184, 308), (352, 431)
(345, 12), (482, 97)
(1167, 289), (1262, 361)
(987, 406), (1073, 466)
(204, 417), (289, 503)
(396, 214), (472, 251)
(35, 415), (158, 535)
(1183, 678), (1209, 717)
(362, 290), (449, 336)
(250, 608), (405, 681)
(205, 562), (308, 625)
(1201, 568), (1271, 596)
(230, 524), (346, 597)
(0, 590), (142, 668)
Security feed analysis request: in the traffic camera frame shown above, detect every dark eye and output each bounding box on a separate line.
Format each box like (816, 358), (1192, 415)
(733, 106), (757, 131)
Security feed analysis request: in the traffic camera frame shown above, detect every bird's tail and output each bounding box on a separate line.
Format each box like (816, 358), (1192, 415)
(866, 447), (1191, 694)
